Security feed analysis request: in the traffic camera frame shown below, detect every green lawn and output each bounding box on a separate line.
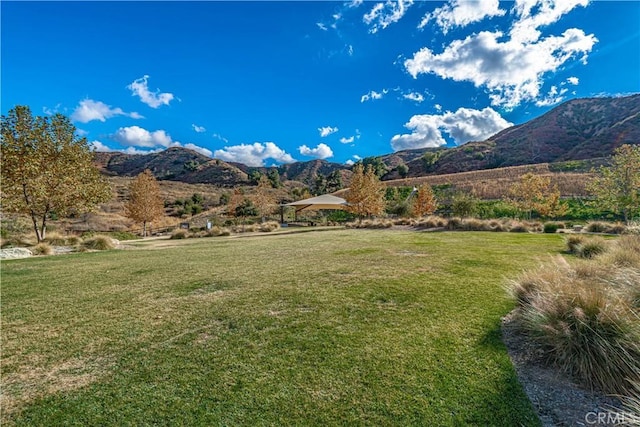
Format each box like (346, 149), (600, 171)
(2, 230), (564, 426)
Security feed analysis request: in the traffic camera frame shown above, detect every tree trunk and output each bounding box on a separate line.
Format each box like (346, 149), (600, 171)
(30, 213), (43, 243)
(143, 221), (147, 238)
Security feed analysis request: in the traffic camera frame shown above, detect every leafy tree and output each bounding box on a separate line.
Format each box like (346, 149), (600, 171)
(507, 173), (566, 219)
(236, 199), (257, 218)
(396, 163), (409, 178)
(253, 175), (275, 222)
(1, 106), (111, 242)
(326, 170), (343, 193)
(248, 170), (263, 185)
(588, 144), (640, 223)
(267, 168), (282, 188)
(451, 191), (478, 218)
(412, 184), (438, 217)
(361, 156), (387, 178)
(346, 163), (385, 220)
(183, 160), (199, 172)
(125, 170), (165, 237)
(313, 174), (327, 195)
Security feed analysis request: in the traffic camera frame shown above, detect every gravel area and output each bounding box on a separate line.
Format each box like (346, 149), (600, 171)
(501, 310), (628, 427)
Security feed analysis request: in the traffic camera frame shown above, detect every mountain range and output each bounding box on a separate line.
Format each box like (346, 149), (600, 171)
(95, 94), (640, 185)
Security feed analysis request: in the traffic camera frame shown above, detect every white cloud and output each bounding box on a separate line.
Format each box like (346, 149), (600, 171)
(71, 99), (143, 123)
(390, 107), (513, 151)
(510, 0), (590, 43)
(127, 75), (175, 108)
(89, 140), (112, 152)
(347, 0), (363, 8)
(113, 126), (175, 148)
(434, 104), (443, 112)
(405, 28), (597, 109)
(347, 44), (354, 56)
(214, 142), (295, 167)
(345, 159), (355, 166)
(406, 0), (596, 109)
(43, 103), (62, 116)
(566, 76), (579, 85)
(360, 89), (388, 103)
(403, 92), (425, 103)
(318, 126), (339, 137)
(317, 22), (328, 31)
(213, 133), (229, 143)
(419, 0), (505, 33)
(363, 0), (414, 33)
(192, 124), (206, 133)
(535, 85), (569, 106)
(184, 143), (213, 157)
(340, 136), (355, 144)
(298, 143), (334, 160)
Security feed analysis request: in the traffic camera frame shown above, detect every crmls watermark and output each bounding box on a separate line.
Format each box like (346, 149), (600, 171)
(584, 411), (633, 425)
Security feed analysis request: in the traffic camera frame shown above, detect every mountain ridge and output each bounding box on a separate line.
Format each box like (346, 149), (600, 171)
(94, 94), (640, 184)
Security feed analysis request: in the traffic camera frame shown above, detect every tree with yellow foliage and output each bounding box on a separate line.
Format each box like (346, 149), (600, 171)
(125, 170), (165, 237)
(411, 184), (438, 217)
(346, 163), (385, 220)
(1, 106), (112, 242)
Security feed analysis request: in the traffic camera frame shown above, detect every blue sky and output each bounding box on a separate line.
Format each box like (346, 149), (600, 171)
(2, 1), (639, 167)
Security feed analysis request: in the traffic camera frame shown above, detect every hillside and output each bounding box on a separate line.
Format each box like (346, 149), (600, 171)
(386, 94), (640, 178)
(94, 94), (639, 185)
(95, 147), (249, 186)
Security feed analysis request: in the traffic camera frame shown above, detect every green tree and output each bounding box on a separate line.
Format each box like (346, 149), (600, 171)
(346, 163), (386, 220)
(361, 156), (387, 178)
(125, 170), (165, 237)
(267, 168), (282, 188)
(1, 106), (111, 242)
(396, 163), (409, 178)
(451, 191), (478, 218)
(588, 144), (640, 223)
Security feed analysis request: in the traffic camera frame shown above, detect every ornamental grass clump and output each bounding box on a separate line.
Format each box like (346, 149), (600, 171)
(170, 229), (189, 239)
(32, 242), (53, 256)
(82, 235), (115, 250)
(509, 237), (640, 395)
(576, 237), (609, 259)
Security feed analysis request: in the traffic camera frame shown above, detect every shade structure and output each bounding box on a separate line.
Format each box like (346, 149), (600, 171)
(283, 194), (349, 212)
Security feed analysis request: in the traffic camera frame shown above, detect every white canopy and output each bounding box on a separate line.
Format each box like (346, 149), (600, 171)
(284, 194), (349, 212)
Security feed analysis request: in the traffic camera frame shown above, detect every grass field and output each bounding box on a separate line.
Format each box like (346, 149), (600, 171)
(1, 230), (565, 426)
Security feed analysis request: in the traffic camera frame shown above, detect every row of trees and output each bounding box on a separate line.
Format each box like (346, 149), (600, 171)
(2, 105), (638, 242)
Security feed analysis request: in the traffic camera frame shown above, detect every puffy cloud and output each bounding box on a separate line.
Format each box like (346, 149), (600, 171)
(510, 0), (590, 43)
(111, 125), (212, 156)
(405, 28), (596, 109)
(113, 126), (174, 148)
(403, 92), (425, 103)
(360, 89), (388, 103)
(345, 159), (355, 166)
(184, 143), (213, 157)
(406, 0), (596, 108)
(419, 0), (505, 33)
(566, 76), (579, 85)
(89, 140), (112, 152)
(345, 154), (361, 166)
(340, 136), (355, 144)
(71, 99), (143, 123)
(318, 126), (339, 137)
(390, 107), (513, 151)
(192, 124), (206, 133)
(127, 75), (175, 108)
(298, 143), (334, 159)
(214, 142), (295, 167)
(363, 0), (414, 33)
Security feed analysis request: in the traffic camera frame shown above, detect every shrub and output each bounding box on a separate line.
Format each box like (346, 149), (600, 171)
(576, 237), (608, 259)
(510, 257), (640, 394)
(446, 217), (462, 230)
(32, 242), (53, 255)
(585, 221), (607, 233)
(207, 226), (231, 237)
(543, 222), (561, 233)
(170, 230), (189, 239)
(82, 235), (116, 250)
